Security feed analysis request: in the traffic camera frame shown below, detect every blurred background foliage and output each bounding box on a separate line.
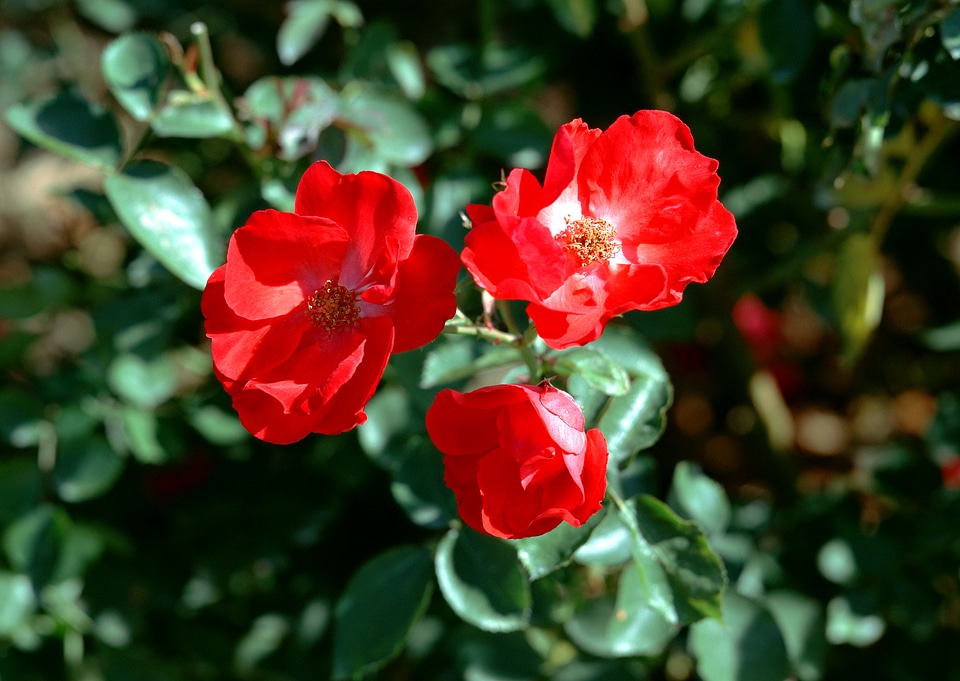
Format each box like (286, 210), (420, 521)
(1, 0), (959, 679)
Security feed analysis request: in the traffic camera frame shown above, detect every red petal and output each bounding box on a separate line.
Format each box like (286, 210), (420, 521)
(294, 161), (418, 290)
(224, 210), (349, 321)
(541, 118), (601, 207)
(426, 387), (514, 457)
(388, 234), (460, 353)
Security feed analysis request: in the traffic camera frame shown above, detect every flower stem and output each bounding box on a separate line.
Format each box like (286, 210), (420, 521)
(442, 310), (522, 346)
(496, 300), (542, 382)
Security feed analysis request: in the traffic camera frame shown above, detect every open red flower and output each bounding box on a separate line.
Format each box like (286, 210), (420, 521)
(462, 110), (737, 349)
(426, 382), (608, 539)
(202, 161), (460, 444)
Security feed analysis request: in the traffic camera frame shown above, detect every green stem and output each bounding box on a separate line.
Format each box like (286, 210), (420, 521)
(190, 21), (245, 144)
(496, 300), (541, 382)
(442, 310), (521, 346)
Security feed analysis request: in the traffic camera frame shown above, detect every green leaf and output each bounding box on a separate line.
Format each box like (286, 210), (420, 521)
(4, 90), (122, 170)
(187, 405), (249, 446)
(0, 457), (42, 524)
(514, 508), (605, 580)
(565, 555), (679, 658)
(357, 385), (410, 464)
(553, 347), (630, 396)
(546, 0), (598, 37)
(942, 7), (960, 60)
(573, 505), (633, 568)
(104, 160), (224, 290)
(76, 0), (137, 32)
(628, 495), (727, 624)
(53, 436), (126, 503)
(833, 232), (884, 364)
(390, 439), (458, 529)
(338, 84), (433, 168)
(435, 527), (531, 632)
(758, 0), (815, 83)
(668, 461), (731, 536)
(420, 338), (520, 389)
(2, 505), (71, 589)
(689, 592), (791, 681)
(107, 352), (179, 410)
(387, 41), (426, 100)
(332, 545), (433, 679)
(598, 370), (672, 464)
(277, 0), (334, 66)
(765, 590), (827, 681)
(119, 407), (167, 464)
(825, 595), (885, 646)
(101, 33), (168, 121)
(151, 93), (236, 138)
(0, 571), (35, 636)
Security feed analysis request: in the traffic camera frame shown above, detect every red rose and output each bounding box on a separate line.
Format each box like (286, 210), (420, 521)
(202, 161), (460, 444)
(426, 382), (608, 539)
(462, 110), (737, 349)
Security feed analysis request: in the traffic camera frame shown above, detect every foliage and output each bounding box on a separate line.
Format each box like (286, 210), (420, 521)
(1, 0), (960, 680)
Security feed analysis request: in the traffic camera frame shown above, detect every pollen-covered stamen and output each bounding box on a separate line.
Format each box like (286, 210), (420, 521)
(555, 215), (620, 267)
(305, 279), (360, 332)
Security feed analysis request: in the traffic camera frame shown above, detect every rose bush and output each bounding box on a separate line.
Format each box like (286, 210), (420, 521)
(462, 109), (738, 349)
(426, 381), (608, 539)
(202, 161), (460, 444)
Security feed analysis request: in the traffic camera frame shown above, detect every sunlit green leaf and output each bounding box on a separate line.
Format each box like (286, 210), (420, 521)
(101, 33), (169, 121)
(0, 571), (35, 636)
(435, 527), (530, 632)
(689, 591), (791, 681)
(943, 7), (960, 60)
(4, 90), (122, 170)
(76, 0), (136, 32)
(546, 0), (598, 37)
(598, 371), (672, 464)
(357, 385), (409, 464)
(332, 545), (433, 679)
(387, 41), (426, 100)
(514, 508), (605, 579)
(833, 231), (884, 364)
(277, 0), (333, 66)
(765, 590), (827, 681)
(553, 347), (631, 396)
(825, 595), (885, 646)
(151, 93), (236, 138)
(668, 461), (731, 536)
(573, 505), (633, 568)
(338, 83), (432, 168)
(104, 160), (225, 289)
(107, 352), (179, 410)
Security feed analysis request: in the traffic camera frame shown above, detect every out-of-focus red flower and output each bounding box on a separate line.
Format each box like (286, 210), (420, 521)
(733, 293), (782, 365)
(202, 161), (460, 444)
(462, 110), (737, 350)
(941, 457), (960, 489)
(426, 381), (608, 539)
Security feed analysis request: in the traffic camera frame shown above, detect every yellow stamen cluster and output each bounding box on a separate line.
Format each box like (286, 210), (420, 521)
(305, 280), (360, 332)
(555, 216), (620, 267)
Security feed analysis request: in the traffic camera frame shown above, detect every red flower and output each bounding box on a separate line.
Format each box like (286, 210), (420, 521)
(462, 110), (737, 349)
(426, 382), (608, 539)
(202, 161), (460, 444)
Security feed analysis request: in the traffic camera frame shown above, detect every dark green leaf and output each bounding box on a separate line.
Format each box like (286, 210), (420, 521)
(390, 440), (458, 529)
(546, 0), (598, 37)
(668, 461), (731, 536)
(0, 457), (42, 524)
(553, 347), (630, 396)
(4, 90), (122, 170)
(104, 160), (224, 289)
(435, 527), (531, 632)
(943, 7), (960, 60)
(332, 545), (433, 679)
(357, 385), (410, 464)
(2, 505), (71, 589)
(101, 33), (168, 121)
(53, 436), (126, 503)
(514, 508), (605, 580)
(689, 592), (791, 681)
(758, 0), (815, 83)
(629, 495), (727, 624)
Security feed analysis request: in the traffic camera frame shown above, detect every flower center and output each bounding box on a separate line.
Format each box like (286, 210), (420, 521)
(555, 215), (620, 267)
(305, 280), (360, 332)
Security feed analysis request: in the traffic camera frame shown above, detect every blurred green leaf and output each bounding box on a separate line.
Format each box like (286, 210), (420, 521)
(830, 79), (873, 128)
(387, 41), (426, 100)
(332, 545), (432, 679)
(104, 160), (224, 290)
(758, 0), (816, 83)
(278, 0), (362, 66)
(357, 385), (409, 463)
(765, 590), (827, 681)
(426, 43), (546, 99)
(514, 508), (605, 580)
(76, 0), (136, 32)
(0, 457), (42, 525)
(240, 76), (339, 160)
(628, 495), (727, 624)
(435, 527), (531, 632)
(825, 594), (885, 646)
(565, 554), (679, 658)
(235, 613), (289, 675)
(53, 436), (125, 503)
(553, 347), (631, 396)
(390, 439), (458, 529)
(338, 83), (432, 169)
(101, 33), (169, 122)
(151, 93), (236, 138)
(187, 405), (249, 446)
(943, 7), (960, 60)
(107, 352), (178, 410)
(833, 232), (884, 364)
(2, 505), (71, 589)
(668, 461), (731, 536)
(0, 571), (35, 636)
(816, 537), (857, 585)
(4, 90), (122, 170)
(546, 0), (598, 37)
(689, 592), (791, 681)
(119, 407), (167, 464)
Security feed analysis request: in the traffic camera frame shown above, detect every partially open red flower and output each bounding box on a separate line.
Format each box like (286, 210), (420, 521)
(462, 110), (737, 349)
(426, 382), (608, 539)
(202, 161), (460, 444)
